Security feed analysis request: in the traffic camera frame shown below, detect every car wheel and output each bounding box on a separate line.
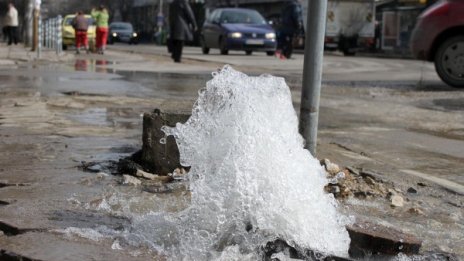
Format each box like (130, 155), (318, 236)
(62, 44), (67, 50)
(266, 51), (275, 56)
(219, 38), (228, 55)
(245, 50), (252, 55)
(201, 37), (210, 54)
(342, 49), (356, 56)
(434, 35), (464, 88)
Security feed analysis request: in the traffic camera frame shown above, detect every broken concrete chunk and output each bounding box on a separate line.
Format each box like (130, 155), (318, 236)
(96, 172), (108, 180)
(122, 175), (141, 186)
(173, 167), (187, 176)
(135, 169), (158, 180)
(141, 109), (190, 175)
(345, 166), (360, 176)
(135, 169), (173, 183)
(390, 195), (404, 208)
(347, 221), (422, 258)
(320, 159), (340, 174)
(408, 207), (425, 215)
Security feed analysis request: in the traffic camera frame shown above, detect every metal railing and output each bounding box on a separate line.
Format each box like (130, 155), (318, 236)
(38, 15), (62, 57)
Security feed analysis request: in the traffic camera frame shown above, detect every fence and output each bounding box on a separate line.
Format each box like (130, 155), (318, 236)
(37, 15), (62, 58)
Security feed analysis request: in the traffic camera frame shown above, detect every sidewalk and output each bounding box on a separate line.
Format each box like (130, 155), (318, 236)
(0, 42), (73, 65)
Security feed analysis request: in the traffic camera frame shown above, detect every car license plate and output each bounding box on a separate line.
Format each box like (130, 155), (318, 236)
(246, 39), (264, 45)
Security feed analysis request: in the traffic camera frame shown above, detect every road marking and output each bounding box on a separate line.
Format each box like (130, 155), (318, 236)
(401, 169), (464, 195)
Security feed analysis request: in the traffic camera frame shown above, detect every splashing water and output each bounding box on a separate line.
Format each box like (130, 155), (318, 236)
(158, 66), (351, 259)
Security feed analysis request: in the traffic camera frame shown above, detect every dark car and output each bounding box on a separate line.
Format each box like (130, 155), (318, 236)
(108, 22), (138, 44)
(410, 0), (464, 88)
(200, 8), (277, 56)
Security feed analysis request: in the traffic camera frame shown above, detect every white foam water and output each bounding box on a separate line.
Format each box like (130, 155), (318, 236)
(157, 66), (351, 260)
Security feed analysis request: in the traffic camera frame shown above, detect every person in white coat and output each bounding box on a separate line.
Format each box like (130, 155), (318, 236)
(5, 2), (19, 45)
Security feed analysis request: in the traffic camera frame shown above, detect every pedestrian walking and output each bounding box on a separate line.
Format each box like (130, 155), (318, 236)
(72, 11), (89, 54)
(277, 0), (304, 59)
(5, 2), (19, 45)
(2, 25), (8, 42)
(91, 5), (109, 54)
(168, 0), (197, 63)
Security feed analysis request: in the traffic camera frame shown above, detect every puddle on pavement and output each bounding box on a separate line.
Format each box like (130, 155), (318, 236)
(432, 98), (464, 111)
(67, 108), (110, 127)
(0, 60), (207, 100)
(74, 59), (118, 73)
(48, 210), (129, 231)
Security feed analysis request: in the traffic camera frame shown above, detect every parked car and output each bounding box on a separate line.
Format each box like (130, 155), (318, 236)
(410, 0), (464, 88)
(108, 22), (138, 44)
(200, 8), (277, 55)
(62, 14), (96, 50)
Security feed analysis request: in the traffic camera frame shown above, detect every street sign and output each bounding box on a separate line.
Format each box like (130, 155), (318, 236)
(157, 14), (164, 27)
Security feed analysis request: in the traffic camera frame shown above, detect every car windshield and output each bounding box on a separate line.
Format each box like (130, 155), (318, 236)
(111, 23), (133, 30)
(219, 10), (266, 24)
(65, 17), (94, 26)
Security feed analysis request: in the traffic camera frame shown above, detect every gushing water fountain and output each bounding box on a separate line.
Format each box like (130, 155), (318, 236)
(154, 66), (351, 260)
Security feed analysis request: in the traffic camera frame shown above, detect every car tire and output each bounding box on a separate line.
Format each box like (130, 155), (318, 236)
(219, 38), (228, 55)
(342, 49), (356, 56)
(245, 50), (252, 55)
(62, 44), (67, 50)
(434, 35), (464, 88)
(201, 37), (210, 54)
(266, 51), (275, 56)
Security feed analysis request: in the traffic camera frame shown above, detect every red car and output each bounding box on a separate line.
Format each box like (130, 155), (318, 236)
(410, 0), (464, 88)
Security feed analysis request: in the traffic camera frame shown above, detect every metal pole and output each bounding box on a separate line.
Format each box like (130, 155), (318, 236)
(299, 0), (328, 156)
(46, 20), (50, 48)
(37, 15), (41, 58)
(25, 0), (34, 47)
(56, 15), (62, 54)
(52, 18), (55, 50)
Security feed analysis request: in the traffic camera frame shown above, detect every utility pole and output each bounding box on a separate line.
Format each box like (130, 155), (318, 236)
(32, 0), (41, 51)
(299, 0), (328, 156)
(25, 0), (34, 47)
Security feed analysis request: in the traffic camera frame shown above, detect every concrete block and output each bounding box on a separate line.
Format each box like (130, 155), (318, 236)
(141, 109), (190, 175)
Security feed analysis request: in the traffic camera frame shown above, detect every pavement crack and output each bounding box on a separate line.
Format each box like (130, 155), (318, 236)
(0, 249), (43, 261)
(0, 220), (46, 236)
(0, 182), (31, 189)
(330, 142), (369, 157)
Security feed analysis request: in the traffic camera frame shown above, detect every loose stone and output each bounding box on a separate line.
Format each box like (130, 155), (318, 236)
(391, 195), (404, 208)
(122, 175), (141, 186)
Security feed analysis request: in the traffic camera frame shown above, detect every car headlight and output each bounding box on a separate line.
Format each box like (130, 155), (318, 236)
(132, 32), (137, 37)
(112, 33), (117, 37)
(229, 32), (242, 38)
(265, 33), (276, 39)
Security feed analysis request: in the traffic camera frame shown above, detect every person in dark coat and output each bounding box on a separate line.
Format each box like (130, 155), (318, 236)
(278, 0), (304, 59)
(168, 0), (197, 63)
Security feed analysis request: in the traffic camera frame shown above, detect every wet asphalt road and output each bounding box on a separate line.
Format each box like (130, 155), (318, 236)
(0, 45), (463, 259)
